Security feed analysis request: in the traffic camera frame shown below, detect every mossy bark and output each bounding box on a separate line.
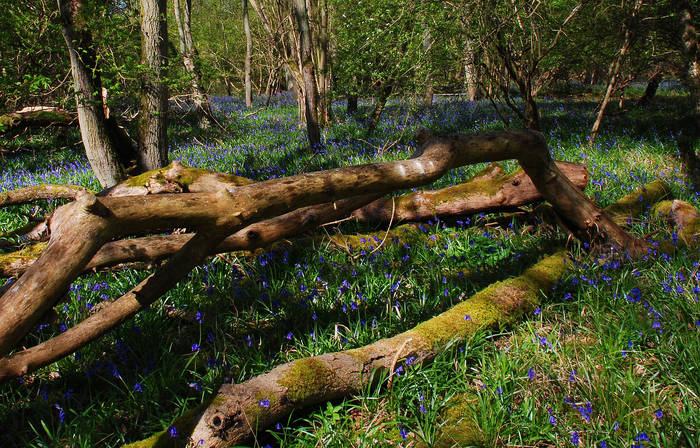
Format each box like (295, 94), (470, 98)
(352, 161), (588, 223)
(0, 108), (75, 134)
(603, 180), (671, 225)
(151, 252), (567, 448)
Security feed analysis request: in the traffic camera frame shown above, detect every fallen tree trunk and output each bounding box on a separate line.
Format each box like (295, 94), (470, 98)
(0, 129), (640, 380)
(125, 252), (568, 448)
(0, 107), (76, 134)
(0, 161), (588, 277)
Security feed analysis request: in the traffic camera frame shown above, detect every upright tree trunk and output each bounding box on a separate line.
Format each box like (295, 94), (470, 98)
(589, 0), (642, 146)
(315, 0), (333, 124)
(464, 39), (479, 101)
(674, 0), (700, 180)
(243, 0), (253, 108)
(368, 85), (391, 132)
(347, 95), (358, 114)
(173, 0), (213, 128)
(290, 0), (322, 150)
(422, 28), (434, 106)
(138, 0), (169, 170)
(57, 0), (127, 188)
(638, 72), (662, 105)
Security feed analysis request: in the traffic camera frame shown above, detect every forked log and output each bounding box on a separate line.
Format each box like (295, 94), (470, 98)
(0, 130), (640, 380)
(125, 252), (568, 448)
(0, 162), (588, 277)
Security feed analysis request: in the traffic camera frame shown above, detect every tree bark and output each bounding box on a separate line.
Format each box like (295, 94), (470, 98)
(638, 72), (662, 105)
(589, 0), (642, 146)
(290, 0), (322, 150)
(673, 0), (700, 181)
(243, 0), (253, 108)
(347, 95), (358, 114)
(138, 0), (169, 170)
(367, 85), (391, 132)
(0, 107), (75, 135)
(57, 0), (127, 188)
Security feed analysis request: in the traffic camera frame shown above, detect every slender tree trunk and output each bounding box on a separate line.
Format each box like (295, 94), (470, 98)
(173, 0), (213, 128)
(464, 43), (479, 101)
(57, 0), (127, 188)
(315, 0), (332, 124)
(368, 85), (391, 132)
(638, 72), (662, 105)
(589, 0), (642, 145)
(243, 0), (253, 108)
(290, 0), (322, 150)
(423, 28), (434, 106)
(138, 0), (169, 170)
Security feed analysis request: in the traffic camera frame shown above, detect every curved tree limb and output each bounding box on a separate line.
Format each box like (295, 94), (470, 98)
(0, 184), (94, 208)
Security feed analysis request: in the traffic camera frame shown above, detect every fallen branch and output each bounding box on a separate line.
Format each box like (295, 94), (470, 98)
(125, 252), (568, 448)
(0, 129), (640, 380)
(352, 161), (589, 223)
(0, 161), (588, 276)
(0, 107), (76, 134)
(0, 184), (93, 208)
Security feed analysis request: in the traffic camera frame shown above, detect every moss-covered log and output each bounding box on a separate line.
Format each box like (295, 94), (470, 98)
(653, 199), (700, 247)
(0, 185), (93, 208)
(126, 252), (566, 448)
(0, 107), (76, 134)
(352, 161), (589, 223)
(603, 180), (671, 225)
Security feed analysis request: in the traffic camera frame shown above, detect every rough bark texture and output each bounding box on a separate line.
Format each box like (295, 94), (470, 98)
(368, 85), (392, 132)
(129, 252), (567, 448)
(138, 0), (169, 170)
(0, 130), (640, 381)
(352, 161), (588, 223)
(243, 0), (253, 108)
(58, 0), (127, 187)
(347, 95), (358, 114)
(0, 107), (75, 134)
(291, 0), (322, 150)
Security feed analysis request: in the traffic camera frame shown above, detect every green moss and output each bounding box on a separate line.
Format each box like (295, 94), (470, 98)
(122, 396), (216, 448)
(122, 162), (253, 189)
(277, 358), (332, 404)
(605, 180), (671, 224)
(0, 242), (48, 266)
(430, 392), (485, 448)
(124, 168), (168, 188)
(411, 252), (566, 347)
(651, 200), (673, 218)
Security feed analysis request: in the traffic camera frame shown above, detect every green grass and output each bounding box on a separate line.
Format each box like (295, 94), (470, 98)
(0, 91), (698, 447)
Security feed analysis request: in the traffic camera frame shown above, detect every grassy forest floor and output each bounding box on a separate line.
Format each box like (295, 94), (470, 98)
(0, 89), (699, 447)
